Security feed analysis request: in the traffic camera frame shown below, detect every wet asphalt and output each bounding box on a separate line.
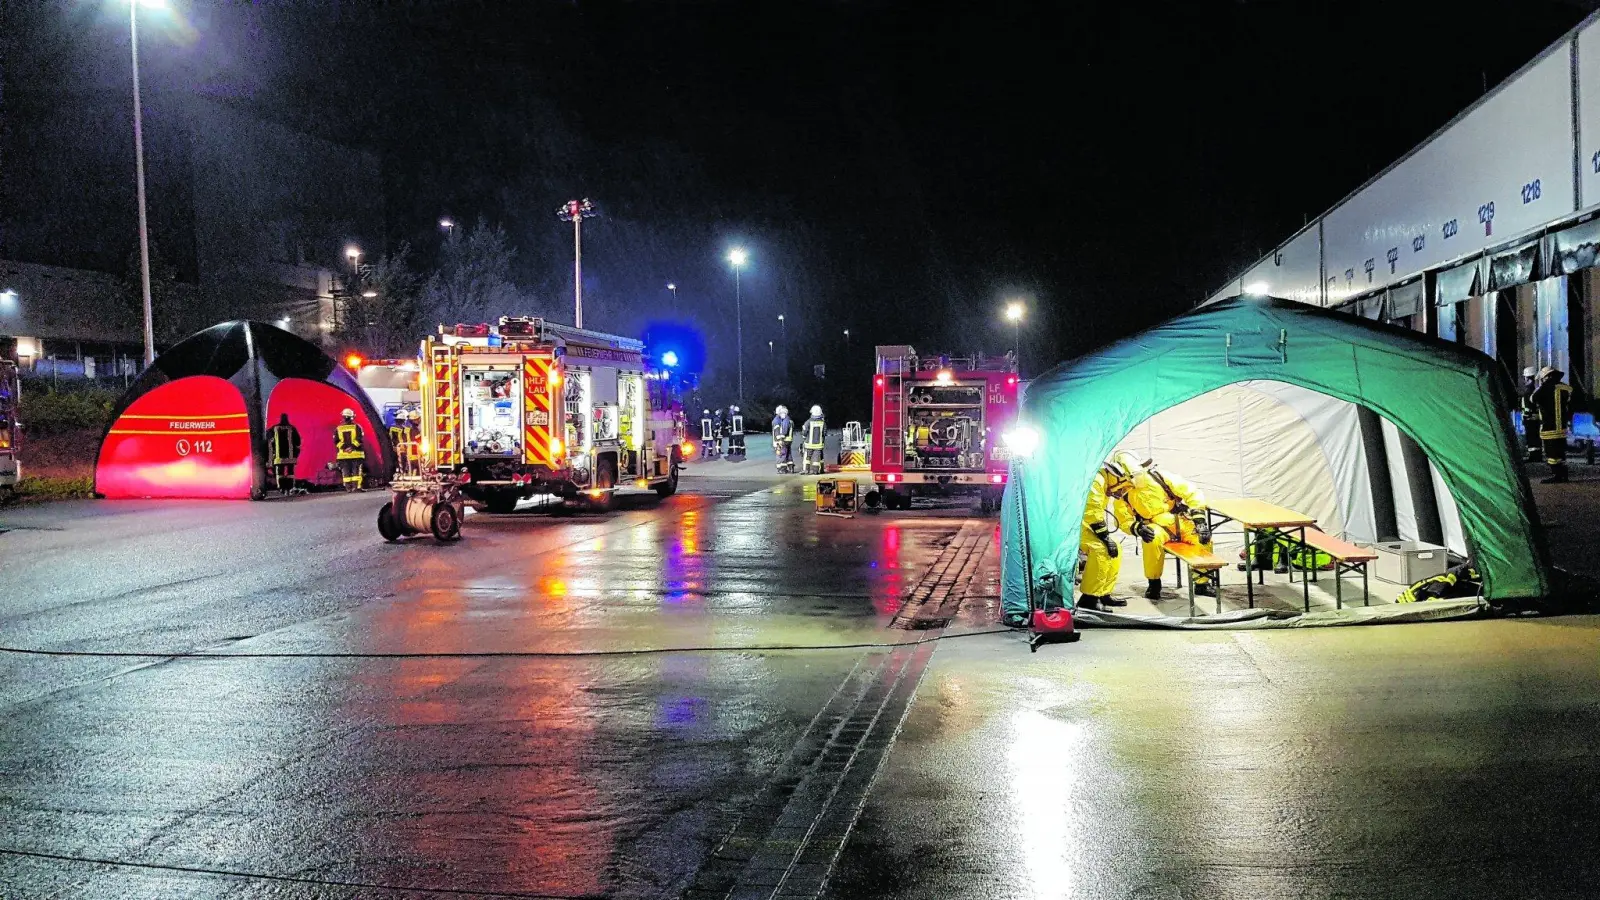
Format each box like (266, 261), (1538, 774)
(1, 459), (1599, 899)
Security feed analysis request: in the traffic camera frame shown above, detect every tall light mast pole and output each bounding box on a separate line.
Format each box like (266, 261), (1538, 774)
(728, 248), (749, 402)
(558, 199), (596, 328)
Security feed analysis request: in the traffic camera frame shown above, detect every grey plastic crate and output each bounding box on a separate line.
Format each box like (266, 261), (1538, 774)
(1374, 541), (1448, 585)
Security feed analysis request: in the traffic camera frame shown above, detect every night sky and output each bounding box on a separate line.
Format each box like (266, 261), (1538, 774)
(4, 0), (1598, 410)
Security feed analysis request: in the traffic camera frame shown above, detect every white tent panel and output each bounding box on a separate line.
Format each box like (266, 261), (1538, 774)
(1380, 417), (1419, 541)
(1245, 381), (1376, 541)
(1111, 382), (1346, 554)
(1431, 461), (1468, 556)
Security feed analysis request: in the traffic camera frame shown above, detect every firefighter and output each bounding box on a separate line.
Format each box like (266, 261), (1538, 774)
(388, 414), (409, 476)
(334, 409), (366, 492)
(1520, 366), (1542, 463)
(699, 409), (718, 459)
(1532, 365), (1575, 483)
(1079, 459), (1133, 611)
(1106, 451), (1214, 600)
(713, 407), (729, 458)
(389, 408), (421, 477)
(267, 413), (301, 496)
(802, 405), (826, 474)
(727, 405), (746, 460)
(771, 405), (795, 473)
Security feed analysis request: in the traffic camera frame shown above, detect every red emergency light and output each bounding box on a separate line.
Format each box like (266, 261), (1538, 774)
(344, 353), (364, 371)
(1007, 375), (1018, 386)
(989, 474), (1006, 484)
(885, 473), (900, 482)
(874, 376), (884, 389)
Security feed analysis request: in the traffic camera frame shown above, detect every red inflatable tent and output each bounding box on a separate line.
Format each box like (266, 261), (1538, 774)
(95, 321), (394, 500)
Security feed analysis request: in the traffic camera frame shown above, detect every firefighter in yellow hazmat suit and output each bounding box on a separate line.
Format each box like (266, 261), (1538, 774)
(1105, 451), (1214, 600)
(1078, 461), (1133, 611)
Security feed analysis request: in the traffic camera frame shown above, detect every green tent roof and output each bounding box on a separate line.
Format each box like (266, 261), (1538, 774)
(1000, 295), (1549, 619)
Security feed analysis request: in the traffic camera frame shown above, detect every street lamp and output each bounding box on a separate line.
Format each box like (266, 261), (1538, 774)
(843, 328), (850, 348)
(1005, 301), (1025, 375)
(439, 217), (455, 233)
(127, 0), (168, 366)
(768, 340), (774, 357)
(666, 282), (677, 312)
(559, 199), (597, 328)
(728, 247), (748, 401)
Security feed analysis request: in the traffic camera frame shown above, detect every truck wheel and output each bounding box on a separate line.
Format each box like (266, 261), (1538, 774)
(484, 492), (520, 514)
(377, 502), (403, 542)
(654, 464), (679, 498)
(430, 502), (462, 541)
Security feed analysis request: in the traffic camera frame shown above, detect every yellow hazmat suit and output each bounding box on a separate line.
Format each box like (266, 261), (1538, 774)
(1107, 452), (1213, 588)
(1079, 470), (1129, 597)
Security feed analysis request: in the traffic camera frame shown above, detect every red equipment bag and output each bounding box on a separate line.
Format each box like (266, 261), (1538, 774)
(1028, 589), (1079, 652)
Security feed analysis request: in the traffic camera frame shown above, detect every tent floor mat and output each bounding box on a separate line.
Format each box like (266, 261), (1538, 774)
(1072, 596), (1488, 629)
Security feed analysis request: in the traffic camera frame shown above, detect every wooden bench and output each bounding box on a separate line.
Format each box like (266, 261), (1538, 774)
(1165, 541), (1231, 616)
(1299, 528), (1380, 609)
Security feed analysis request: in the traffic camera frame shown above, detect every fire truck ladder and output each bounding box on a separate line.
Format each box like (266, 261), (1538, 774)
(880, 352), (908, 467)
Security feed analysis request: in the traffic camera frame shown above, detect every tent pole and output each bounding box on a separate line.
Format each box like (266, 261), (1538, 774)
(1016, 462), (1036, 612)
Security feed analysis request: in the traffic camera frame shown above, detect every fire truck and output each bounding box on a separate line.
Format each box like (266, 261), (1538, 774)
(869, 345), (1019, 513)
(420, 316), (685, 513)
(0, 359), (19, 497)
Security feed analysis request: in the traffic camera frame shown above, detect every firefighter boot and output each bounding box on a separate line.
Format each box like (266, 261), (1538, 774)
(1077, 595), (1103, 611)
(1194, 580), (1218, 598)
(1102, 594), (1128, 607)
(1144, 579), (1163, 600)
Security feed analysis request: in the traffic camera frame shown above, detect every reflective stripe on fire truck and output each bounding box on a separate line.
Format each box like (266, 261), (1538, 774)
(522, 355), (557, 468)
(433, 353), (459, 466)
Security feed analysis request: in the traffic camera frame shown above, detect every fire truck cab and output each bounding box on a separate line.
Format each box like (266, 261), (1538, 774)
(869, 345), (1018, 514)
(423, 317), (684, 513)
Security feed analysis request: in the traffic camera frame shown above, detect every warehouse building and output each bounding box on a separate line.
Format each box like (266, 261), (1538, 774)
(1210, 10), (1600, 399)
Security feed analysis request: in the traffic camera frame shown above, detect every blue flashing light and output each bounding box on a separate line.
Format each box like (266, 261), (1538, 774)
(662, 350), (680, 368)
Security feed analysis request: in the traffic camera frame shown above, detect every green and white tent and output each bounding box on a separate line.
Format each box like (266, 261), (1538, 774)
(1000, 295), (1550, 622)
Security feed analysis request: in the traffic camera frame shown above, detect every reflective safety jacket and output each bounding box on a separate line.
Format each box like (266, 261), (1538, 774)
(269, 423), (301, 465)
(335, 423), (365, 460)
(803, 416), (825, 450)
(1397, 562), (1480, 603)
(1533, 378), (1574, 440)
(1111, 465), (1205, 529)
(728, 411), (744, 436)
(772, 415), (793, 442)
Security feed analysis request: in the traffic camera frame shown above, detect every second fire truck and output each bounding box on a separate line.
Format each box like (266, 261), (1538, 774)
(420, 316), (686, 513)
(869, 344), (1019, 513)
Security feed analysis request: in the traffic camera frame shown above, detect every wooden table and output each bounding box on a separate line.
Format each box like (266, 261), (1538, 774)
(1206, 498), (1318, 611)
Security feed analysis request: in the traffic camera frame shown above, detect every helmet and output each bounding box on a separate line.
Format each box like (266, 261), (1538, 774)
(1538, 366), (1563, 382)
(1102, 450), (1143, 483)
(405, 408), (421, 422)
(1523, 366), (1537, 378)
(341, 408), (355, 421)
(810, 405), (822, 417)
(731, 405), (740, 413)
(703, 408), (710, 415)
(775, 405), (788, 417)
